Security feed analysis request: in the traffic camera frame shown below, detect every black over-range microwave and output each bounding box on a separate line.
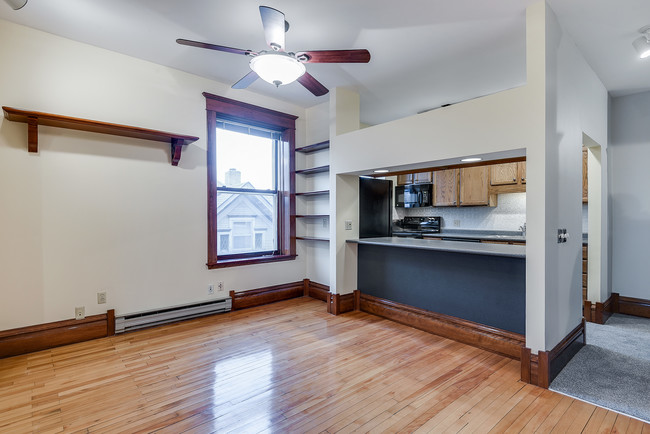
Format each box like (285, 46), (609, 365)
(395, 183), (432, 208)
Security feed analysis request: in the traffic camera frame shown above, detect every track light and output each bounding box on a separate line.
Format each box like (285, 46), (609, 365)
(3, 0), (27, 10)
(633, 26), (650, 59)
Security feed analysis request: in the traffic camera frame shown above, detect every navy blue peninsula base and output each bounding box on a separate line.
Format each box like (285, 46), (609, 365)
(350, 237), (526, 335)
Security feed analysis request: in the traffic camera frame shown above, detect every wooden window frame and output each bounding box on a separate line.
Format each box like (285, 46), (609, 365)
(204, 92), (297, 269)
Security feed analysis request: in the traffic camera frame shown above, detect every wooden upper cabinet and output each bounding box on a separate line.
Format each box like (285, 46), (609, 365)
(490, 163), (518, 185)
(397, 174), (413, 185)
(413, 171), (433, 184)
(487, 160), (526, 194)
(460, 166), (489, 206)
(397, 171), (432, 185)
(434, 169), (458, 206)
(582, 148), (588, 203)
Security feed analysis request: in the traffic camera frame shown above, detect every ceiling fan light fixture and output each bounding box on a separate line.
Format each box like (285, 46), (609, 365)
(633, 26), (650, 59)
(4, 0), (27, 10)
(250, 53), (305, 87)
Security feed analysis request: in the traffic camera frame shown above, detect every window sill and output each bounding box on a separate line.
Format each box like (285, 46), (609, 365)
(207, 254), (297, 269)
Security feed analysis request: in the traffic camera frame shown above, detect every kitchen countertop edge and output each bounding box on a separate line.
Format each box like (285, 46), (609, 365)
(348, 237), (526, 258)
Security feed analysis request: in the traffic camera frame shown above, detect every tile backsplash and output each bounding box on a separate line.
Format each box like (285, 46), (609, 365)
(395, 193), (526, 231)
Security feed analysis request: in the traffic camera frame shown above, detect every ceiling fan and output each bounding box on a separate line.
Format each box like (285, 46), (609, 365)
(177, 6), (371, 97)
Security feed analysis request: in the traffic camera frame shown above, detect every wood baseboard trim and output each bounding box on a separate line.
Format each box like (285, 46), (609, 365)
(359, 292), (524, 359)
(306, 280), (330, 302)
(229, 281), (304, 311)
(583, 300), (593, 323)
(595, 293), (615, 324)
(585, 294), (616, 324)
(327, 292), (355, 315)
(616, 293), (650, 319)
(0, 309), (115, 359)
(520, 347), (541, 386)
(523, 319), (585, 388)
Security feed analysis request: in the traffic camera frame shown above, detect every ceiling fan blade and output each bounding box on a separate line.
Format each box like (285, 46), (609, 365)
(297, 72), (329, 97)
(176, 38), (255, 56)
(296, 49), (371, 63)
(259, 6), (286, 51)
(232, 71), (259, 89)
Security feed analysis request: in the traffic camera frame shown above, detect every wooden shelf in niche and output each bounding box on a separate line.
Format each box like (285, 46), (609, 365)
(2, 106), (200, 166)
(295, 165), (329, 175)
(295, 214), (329, 218)
(295, 140), (329, 153)
(295, 190), (329, 197)
(295, 236), (329, 242)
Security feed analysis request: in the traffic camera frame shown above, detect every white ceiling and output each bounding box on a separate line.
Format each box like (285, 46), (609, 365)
(1, 0), (650, 125)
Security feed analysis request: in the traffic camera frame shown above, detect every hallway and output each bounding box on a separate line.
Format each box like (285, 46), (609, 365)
(551, 314), (650, 423)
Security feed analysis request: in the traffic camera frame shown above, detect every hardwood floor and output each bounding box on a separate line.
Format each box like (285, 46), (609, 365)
(0, 297), (647, 433)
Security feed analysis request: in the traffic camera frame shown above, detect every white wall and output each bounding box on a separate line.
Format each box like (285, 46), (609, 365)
(328, 2), (609, 353)
(542, 3), (609, 346)
(0, 19), (309, 329)
(609, 90), (650, 300)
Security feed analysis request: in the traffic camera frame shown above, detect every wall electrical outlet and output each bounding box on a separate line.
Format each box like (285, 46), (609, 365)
(208, 284), (214, 295)
(75, 306), (85, 320)
(218, 281), (224, 292)
(97, 291), (107, 304)
(453, 219), (461, 227)
(345, 220), (352, 230)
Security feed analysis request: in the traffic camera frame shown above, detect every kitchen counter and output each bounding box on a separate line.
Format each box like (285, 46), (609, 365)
(391, 227), (526, 243)
(351, 236), (525, 334)
(348, 236), (525, 258)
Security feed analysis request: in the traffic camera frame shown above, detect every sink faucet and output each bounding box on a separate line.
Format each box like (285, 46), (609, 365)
(519, 223), (526, 236)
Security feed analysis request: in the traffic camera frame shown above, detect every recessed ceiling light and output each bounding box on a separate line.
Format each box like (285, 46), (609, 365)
(374, 169), (389, 173)
(461, 157), (482, 162)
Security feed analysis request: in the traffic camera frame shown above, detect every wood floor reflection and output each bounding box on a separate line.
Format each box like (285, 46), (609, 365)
(1, 297), (647, 433)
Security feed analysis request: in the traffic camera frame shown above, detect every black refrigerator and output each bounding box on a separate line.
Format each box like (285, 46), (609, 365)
(359, 177), (393, 238)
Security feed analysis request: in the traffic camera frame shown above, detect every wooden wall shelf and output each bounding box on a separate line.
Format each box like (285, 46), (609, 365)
(295, 165), (329, 175)
(295, 190), (329, 197)
(2, 106), (199, 166)
(295, 140), (329, 153)
(295, 214), (329, 219)
(296, 236), (329, 242)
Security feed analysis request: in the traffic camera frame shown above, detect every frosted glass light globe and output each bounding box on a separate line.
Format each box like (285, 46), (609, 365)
(250, 53), (306, 87)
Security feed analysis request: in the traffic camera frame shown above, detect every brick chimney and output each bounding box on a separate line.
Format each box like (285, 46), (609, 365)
(224, 168), (241, 187)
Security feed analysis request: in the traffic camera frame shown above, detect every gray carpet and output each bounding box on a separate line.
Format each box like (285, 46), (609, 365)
(550, 314), (650, 422)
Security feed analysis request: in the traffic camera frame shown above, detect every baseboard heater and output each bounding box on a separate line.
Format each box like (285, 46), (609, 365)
(115, 297), (232, 333)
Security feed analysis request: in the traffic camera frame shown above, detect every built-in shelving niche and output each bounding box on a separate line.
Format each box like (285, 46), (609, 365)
(294, 140), (330, 241)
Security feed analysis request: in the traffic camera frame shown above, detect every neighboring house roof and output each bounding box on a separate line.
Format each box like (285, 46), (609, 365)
(216, 182), (274, 225)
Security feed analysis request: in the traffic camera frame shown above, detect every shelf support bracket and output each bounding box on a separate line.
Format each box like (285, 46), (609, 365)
(27, 116), (38, 153)
(170, 138), (183, 166)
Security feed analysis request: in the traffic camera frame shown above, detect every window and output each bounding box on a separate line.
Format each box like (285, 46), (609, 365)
(204, 93), (297, 268)
(219, 234), (230, 253)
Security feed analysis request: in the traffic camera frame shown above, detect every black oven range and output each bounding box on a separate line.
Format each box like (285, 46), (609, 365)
(392, 216), (441, 239)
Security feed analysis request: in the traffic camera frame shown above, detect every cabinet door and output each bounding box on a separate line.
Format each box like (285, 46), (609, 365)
(582, 148), (588, 203)
(490, 163), (518, 185)
(413, 171), (433, 184)
(433, 169), (458, 206)
(397, 174), (413, 185)
(519, 161), (526, 184)
(460, 166), (489, 206)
